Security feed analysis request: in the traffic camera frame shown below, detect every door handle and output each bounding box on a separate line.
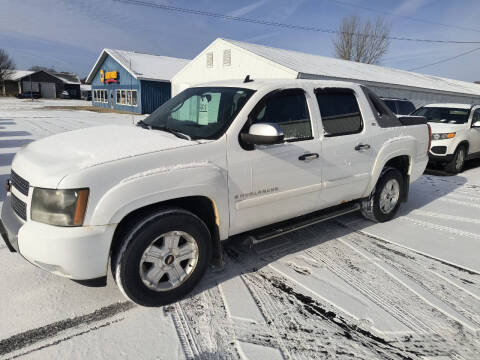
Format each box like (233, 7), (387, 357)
(354, 144), (371, 151)
(298, 153), (319, 161)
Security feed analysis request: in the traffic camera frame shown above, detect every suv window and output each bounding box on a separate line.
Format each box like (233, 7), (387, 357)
(472, 108), (480, 124)
(383, 100), (397, 114)
(397, 100), (415, 115)
(315, 89), (363, 136)
(251, 89), (312, 141)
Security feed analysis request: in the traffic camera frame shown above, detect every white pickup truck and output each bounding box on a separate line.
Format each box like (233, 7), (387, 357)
(412, 103), (480, 173)
(1, 79), (430, 306)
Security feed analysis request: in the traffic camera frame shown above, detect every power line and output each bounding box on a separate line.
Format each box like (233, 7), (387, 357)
(110, 0), (480, 44)
(408, 46), (480, 71)
(326, 0), (480, 34)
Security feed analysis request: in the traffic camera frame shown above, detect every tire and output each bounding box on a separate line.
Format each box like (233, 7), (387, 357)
(361, 168), (404, 223)
(112, 208), (212, 307)
(445, 145), (466, 174)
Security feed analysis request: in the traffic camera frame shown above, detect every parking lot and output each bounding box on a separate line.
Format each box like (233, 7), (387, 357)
(1, 98), (479, 359)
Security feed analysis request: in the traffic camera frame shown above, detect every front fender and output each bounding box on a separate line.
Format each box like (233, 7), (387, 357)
(363, 136), (415, 197)
(89, 164), (229, 239)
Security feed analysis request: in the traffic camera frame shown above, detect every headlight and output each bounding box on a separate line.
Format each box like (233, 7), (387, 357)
(431, 132), (455, 140)
(31, 188), (89, 226)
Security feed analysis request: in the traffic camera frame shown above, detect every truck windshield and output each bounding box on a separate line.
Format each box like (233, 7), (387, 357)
(412, 107), (470, 124)
(142, 87), (255, 140)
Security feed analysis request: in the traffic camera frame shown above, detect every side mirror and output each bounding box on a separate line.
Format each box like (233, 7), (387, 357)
(241, 123), (284, 145)
(473, 120), (480, 128)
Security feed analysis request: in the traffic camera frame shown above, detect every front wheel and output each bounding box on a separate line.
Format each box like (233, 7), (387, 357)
(112, 209), (212, 307)
(445, 146), (466, 174)
(361, 168), (404, 223)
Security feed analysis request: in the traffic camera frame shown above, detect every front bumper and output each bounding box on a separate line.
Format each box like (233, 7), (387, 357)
(428, 153), (454, 163)
(1, 193), (116, 280)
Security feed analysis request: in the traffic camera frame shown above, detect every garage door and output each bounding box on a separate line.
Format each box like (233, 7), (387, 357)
(39, 82), (56, 98)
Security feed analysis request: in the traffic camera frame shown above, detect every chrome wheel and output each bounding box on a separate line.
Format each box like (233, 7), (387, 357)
(379, 179), (400, 214)
(139, 231), (199, 292)
(455, 149), (465, 171)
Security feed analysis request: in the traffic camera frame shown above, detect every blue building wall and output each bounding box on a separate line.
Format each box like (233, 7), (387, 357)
(140, 80), (171, 114)
(90, 54), (173, 114)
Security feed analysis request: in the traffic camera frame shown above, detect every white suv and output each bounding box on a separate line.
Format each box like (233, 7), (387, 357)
(413, 104), (480, 173)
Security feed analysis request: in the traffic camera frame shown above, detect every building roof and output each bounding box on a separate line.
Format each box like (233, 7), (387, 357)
(85, 48), (190, 84)
(223, 38), (480, 97)
(52, 72), (80, 84)
(5, 70), (35, 81)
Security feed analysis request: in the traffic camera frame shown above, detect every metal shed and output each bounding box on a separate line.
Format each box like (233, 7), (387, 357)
(85, 49), (190, 114)
(172, 38), (480, 107)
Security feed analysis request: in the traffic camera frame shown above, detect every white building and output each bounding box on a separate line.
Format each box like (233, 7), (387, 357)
(172, 38), (480, 107)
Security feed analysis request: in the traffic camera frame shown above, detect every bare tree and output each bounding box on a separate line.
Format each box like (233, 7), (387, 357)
(0, 48), (15, 84)
(333, 16), (391, 65)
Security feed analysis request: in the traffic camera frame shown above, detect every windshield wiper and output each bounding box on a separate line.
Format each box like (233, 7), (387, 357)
(151, 125), (192, 141)
(136, 120), (151, 129)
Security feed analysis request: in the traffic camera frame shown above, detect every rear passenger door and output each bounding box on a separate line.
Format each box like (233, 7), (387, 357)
(315, 88), (377, 206)
(470, 108), (480, 154)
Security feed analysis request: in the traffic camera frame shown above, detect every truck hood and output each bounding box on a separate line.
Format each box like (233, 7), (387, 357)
(428, 122), (466, 133)
(12, 125), (197, 187)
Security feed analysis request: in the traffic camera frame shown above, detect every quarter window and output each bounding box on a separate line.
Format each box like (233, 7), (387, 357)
(250, 89), (312, 141)
(316, 89), (363, 137)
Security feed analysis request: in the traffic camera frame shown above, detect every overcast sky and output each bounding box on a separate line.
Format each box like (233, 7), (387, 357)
(2, 0), (480, 81)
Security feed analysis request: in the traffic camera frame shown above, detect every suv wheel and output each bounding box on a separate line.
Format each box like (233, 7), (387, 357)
(445, 146), (466, 174)
(112, 208), (211, 307)
(361, 168), (404, 223)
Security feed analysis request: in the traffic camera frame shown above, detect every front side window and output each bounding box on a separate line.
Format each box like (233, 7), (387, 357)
(316, 89), (363, 136)
(250, 89), (312, 141)
(143, 87), (255, 140)
(413, 107), (470, 124)
(471, 108), (480, 124)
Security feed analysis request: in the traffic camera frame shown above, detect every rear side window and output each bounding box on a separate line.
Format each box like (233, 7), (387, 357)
(251, 89), (312, 141)
(397, 101), (415, 115)
(315, 89), (363, 137)
(383, 100), (397, 114)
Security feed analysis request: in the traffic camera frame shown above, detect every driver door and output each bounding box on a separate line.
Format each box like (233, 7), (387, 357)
(227, 88), (323, 235)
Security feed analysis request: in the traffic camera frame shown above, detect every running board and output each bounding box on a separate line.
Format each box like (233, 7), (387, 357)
(249, 202), (361, 244)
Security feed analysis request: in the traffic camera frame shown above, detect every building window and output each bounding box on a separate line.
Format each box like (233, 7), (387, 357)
(132, 90), (138, 106)
(121, 90), (126, 104)
(127, 90), (132, 105)
(206, 52), (213, 68)
(223, 49), (231, 66)
(116, 90), (121, 104)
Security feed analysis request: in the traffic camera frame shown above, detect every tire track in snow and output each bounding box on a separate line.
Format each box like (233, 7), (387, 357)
(304, 245), (435, 335)
(438, 197), (480, 209)
(0, 301), (134, 357)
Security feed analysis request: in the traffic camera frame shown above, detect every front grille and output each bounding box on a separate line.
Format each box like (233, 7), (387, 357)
(11, 170), (29, 196)
(11, 193), (27, 220)
(431, 146), (447, 155)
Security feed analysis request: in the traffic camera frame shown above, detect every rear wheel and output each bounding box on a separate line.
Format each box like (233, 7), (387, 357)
(445, 146), (466, 173)
(361, 168), (404, 223)
(112, 208), (211, 307)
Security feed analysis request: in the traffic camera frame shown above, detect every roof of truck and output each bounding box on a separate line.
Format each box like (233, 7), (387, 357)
(423, 103), (473, 109)
(192, 78), (364, 91)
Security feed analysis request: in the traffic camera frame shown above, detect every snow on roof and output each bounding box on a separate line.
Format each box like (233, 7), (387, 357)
(86, 49), (190, 84)
(5, 70), (35, 81)
(224, 38), (480, 97)
(52, 72), (80, 84)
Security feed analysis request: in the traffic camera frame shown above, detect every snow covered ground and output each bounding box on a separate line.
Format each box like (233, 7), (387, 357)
(0, 97), (479, 359)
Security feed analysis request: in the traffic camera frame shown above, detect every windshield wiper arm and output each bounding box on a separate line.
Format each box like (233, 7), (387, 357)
(151, 125), (192, 141)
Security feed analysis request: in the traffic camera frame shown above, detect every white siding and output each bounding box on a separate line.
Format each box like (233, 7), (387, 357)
(172, 39), (297, 96)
